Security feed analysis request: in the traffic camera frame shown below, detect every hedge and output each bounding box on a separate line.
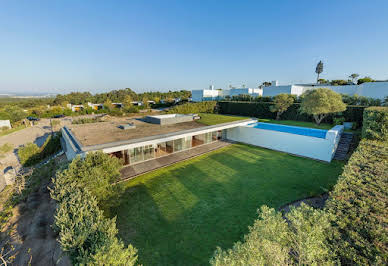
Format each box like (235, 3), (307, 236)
(218, 101), (366, 127)
(167, 101), (217, 114)
(362, 106), (388, 141)
(326, 139), (388, 264)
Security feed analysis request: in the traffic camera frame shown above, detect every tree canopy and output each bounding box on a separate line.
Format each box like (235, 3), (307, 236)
(270, 93), (294, 120)
(300, 88), (346, 125)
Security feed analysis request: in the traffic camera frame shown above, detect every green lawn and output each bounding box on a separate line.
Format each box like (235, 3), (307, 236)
(197, 113), (251, 125)
(105, 144), (344, 265)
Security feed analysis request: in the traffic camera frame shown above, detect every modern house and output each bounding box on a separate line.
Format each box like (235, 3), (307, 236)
(61, 113), (343, 166)
(67, 104), (84, 112)
(61, 114), (255, 165)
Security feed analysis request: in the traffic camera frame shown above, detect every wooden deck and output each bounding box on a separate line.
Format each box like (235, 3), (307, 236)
(119, 140), (231, 181)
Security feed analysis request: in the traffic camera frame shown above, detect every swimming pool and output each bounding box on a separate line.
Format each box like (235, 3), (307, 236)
(249, 122), (328, 139)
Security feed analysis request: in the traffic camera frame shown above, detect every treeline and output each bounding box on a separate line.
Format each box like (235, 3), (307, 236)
(53, 88), (191, 105)
(210, 107), (388, 265)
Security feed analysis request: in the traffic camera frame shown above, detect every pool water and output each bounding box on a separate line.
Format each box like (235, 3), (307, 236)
(250, 122), (328, 139)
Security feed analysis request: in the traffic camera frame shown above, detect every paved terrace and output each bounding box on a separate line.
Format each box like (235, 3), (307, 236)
(119, 140), (231, 181)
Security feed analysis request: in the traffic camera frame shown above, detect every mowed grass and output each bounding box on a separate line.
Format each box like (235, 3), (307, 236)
(106, 144), (344, 265)
(197, 113), (251, 125)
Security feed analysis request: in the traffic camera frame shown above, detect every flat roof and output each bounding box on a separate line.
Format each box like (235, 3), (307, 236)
(67, 117), (205, 147)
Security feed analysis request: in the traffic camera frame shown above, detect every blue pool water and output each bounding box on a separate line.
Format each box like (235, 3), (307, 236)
(250, 122), (328, 139)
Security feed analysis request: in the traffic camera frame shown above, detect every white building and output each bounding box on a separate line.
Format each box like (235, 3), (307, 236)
(0, 120), (11, 129)
(192, 85), (263, 102)
(263, 81), (388, 99)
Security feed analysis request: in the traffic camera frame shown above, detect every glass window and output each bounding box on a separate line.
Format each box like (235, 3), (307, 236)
(143, 145), (154, 160)
(130, 146), (144, 163)
(173, 138), (184, 152)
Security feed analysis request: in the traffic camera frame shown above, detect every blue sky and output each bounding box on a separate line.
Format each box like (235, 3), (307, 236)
(1, 0), (388, 94)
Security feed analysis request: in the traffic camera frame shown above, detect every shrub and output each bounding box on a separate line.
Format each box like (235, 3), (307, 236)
(362, 106), (388, 141)
(270, 94), (294, 120)
(72, 117), (102, 124)
(18, 134), (61, 166)
(333, 117), (345, 125)
(51, 152), (137, 265)
(210, 204), (335, 265)
(167, 101), (217, 114)
(326, 139), (388, 264)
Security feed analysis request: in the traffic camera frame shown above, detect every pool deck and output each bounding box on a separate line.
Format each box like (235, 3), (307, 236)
(119, 140), (231, 181)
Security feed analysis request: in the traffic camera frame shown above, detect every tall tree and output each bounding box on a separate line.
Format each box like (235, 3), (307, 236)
(315, 61), (324, 83)
(349, 73), (359, 84)
(300, 88), (346, 125)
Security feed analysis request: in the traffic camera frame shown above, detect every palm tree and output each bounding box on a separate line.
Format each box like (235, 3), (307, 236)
(315, 61), (324, 83)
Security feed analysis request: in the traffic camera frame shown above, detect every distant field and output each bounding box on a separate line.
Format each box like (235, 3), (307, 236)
(197, 113), (251, 125)
(105, 144), (344, 265)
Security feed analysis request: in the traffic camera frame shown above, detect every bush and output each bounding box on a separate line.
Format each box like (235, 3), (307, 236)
(167, 101), (217, 114)
(51, 152), (137, 265)
(210, 204), (335, 265)
(18, 134), (61, 166)
(362, 106), (388, 141)
(333, 117), (345, 125)
(72, 117), (102, 124)
(218, 101), (365, 127)
(326, 139), (388, 264)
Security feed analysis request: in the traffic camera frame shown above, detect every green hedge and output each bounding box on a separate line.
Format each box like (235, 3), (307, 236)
(362, 107), (388, 141)
(218, 101), (365, 127)
(167, 101), (217, 114)
(326, 139), (388, 264)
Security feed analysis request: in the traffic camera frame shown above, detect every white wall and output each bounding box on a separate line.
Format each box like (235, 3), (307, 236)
(0, 120), (11, 129)
(226, 124), (343, 162)
(262, 85), (293, 97)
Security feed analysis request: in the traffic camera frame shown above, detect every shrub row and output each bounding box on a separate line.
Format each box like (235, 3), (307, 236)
(167, 101), (217, 114)
(218, 101), (365, 127)
(51, 152), (137, 265)
(362, 106), (388, 141)
(18, 133), (61, 166)
(326, 139), (388, 264)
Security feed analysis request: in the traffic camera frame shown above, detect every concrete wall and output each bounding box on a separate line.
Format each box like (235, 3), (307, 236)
(145, 115), (194, 125)
(226, 124), (343, 162)
(61, 127), (84, 160)
(262, 85), (293, 97)
(0, 120), (11, 129)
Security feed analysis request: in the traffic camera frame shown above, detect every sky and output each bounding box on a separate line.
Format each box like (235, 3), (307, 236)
(1, 0), (388, 94)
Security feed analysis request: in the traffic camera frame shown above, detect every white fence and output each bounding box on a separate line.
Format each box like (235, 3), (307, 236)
(226, 124), (343, 162)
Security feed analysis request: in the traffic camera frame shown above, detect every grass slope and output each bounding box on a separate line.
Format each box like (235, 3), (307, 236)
(106, 144), (343, 265)
(197, 113), (250, 125)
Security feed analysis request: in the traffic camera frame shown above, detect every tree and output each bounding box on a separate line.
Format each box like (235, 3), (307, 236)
(357, 76), (374, 85)
(315, 61), (324, 83)
(270, 94), (294, 120)
(262, 81), (272, 87)
(104, 99), (113, 111)
(317, 78), (328, 84)
(142, 97), (150, 108)
(123, 95), (133, 107)
(4, 105), (25, 122)
(210, 204), (335, 265)
(300, 88), (346, 125)
(349, 73), (359, 84)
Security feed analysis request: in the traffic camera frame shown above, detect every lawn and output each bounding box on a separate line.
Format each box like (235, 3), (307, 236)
(105, 144), (344, 265)
(197, 113), (251, 125)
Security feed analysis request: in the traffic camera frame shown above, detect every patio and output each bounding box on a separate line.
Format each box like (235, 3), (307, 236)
(119, 140), (231, 181)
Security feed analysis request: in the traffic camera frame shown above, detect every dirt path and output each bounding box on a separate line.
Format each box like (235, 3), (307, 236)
(0, 157), (71, 265)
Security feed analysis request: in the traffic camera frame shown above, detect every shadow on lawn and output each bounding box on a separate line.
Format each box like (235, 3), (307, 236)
(107, 145), (342, 266)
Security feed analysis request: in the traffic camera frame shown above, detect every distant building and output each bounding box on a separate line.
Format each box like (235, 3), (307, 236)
(67, 104), (84, 112)
(87, 102), (104, 110)
(192, 85), (263, 102)
(262, 81), (388, 99)
(0, 120), (11, 129)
